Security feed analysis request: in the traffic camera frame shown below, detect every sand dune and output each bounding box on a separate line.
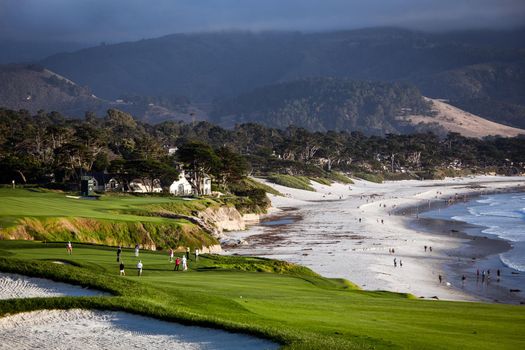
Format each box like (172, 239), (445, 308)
(399, 98), (525, 138)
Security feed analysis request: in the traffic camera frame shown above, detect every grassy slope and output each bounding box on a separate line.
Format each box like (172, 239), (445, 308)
(0, 188), (218, 248)
(0, 241), (524, 350)
(267, 175), (315, 191)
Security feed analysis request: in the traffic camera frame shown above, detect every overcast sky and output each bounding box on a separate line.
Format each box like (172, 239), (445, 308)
(1, 0), (524, 43)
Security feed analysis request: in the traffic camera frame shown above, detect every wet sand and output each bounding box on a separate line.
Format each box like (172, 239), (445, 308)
(410, 215), (525, 304)
(224, 176), (525, 303)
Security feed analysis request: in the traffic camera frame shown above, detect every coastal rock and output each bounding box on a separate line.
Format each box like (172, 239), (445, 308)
(199, 206), (247, 232)
(200, 244), (223, 254)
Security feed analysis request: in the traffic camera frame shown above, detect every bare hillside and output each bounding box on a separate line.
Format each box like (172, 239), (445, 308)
(0, 64), (107, 116)
(399, 98), (525, 138)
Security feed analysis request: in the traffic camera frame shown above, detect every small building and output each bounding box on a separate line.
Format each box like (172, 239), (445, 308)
(88, 172), (122, 192)
(80, 176), (95, 196)
(105, 178), (121, 191)
(169, 171), (193, 196)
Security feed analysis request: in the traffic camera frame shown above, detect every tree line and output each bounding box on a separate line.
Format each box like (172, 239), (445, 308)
(1, 108), (524, 188)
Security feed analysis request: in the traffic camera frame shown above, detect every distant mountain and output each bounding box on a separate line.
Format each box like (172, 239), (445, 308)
(416, 62), (525, 128)
(0, 64), (107, 116)
(0, 40), (92, 64)
(0, 64), (203, 123)
(211, 77), (433, 135)
(211, 77), (524, 137)
(38, 27), (525, 128)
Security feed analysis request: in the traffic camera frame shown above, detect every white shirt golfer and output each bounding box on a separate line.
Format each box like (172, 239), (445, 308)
(182, 256), (187, 271)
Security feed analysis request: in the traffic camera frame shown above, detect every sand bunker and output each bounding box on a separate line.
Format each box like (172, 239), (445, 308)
(0, 272), (109, 299)
(0, 309), (279, 350)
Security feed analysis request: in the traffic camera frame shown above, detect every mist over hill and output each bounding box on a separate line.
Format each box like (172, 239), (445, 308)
(211, 77), (434, 135)
(36, 27), (525, 129)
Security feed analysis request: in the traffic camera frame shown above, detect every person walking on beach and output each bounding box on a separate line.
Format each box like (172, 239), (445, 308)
(66, 241), (73, 255)
(182, 255), (188, 271)
(174, 257), (181, 271)
(461, 275), (466, 286)
(168, 248), (174, 262)
(399, 260), (403, 267)
(136, 260), (143, 276)
(424, 245), (427, 252)
(119, 262), (125, 276)
(117, 245), (122, 262)
(393, 258), (397, 267)
(438, 275), (442, 283)
(429, 246), (432, 252)
(134, 244), (139, 257)
(497, 269), (501, 282)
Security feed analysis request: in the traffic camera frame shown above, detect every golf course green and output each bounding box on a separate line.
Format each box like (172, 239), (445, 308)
(0, 240), (524, 350)
(0, 188), (223, 248)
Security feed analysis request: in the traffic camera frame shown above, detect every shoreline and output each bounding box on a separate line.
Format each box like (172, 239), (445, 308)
(225, 176), (525, 304)
(406, 190), (525, 304)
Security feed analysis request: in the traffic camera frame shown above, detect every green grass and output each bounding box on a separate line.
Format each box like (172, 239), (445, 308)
(309, 177), (333, 186)
(327, 172), (354, 184)
(1, 241), (524, 349)
(267, 175), (315, 191)
(352, 172), (384, 184)
(242, 177), (283, 196)
(0, 188), (214, 226)
(0, 188), (219, 249)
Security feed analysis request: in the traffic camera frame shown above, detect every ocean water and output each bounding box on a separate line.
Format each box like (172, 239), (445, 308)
(421, 192), (525, 272)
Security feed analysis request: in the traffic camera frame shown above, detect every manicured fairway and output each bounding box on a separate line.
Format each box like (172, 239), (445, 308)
(0, 188), (220, 247)
(0, 188), (212, 226)
(0, 241), (524, 349)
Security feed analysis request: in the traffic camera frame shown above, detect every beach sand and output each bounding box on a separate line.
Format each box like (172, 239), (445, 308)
(224, 176), (525, 303)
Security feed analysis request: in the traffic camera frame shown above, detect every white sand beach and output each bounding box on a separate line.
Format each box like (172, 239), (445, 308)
(225, 176), (525, 301)
(0, 309), (278, 350)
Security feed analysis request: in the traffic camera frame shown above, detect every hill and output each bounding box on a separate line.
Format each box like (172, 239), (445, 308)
(211, 77), (434, 135)
(211, 78), (525, 137)
(0, 64), (202, 122)
(399, 98), (525, 138)
(38, 27), (525, 127)
(0, 64), (107, 116)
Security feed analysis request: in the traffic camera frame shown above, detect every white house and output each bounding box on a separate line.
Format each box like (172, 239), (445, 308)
(129, 178), (162, 193)
(169, 171), (193, 196)
(169, 171), (212, 196)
